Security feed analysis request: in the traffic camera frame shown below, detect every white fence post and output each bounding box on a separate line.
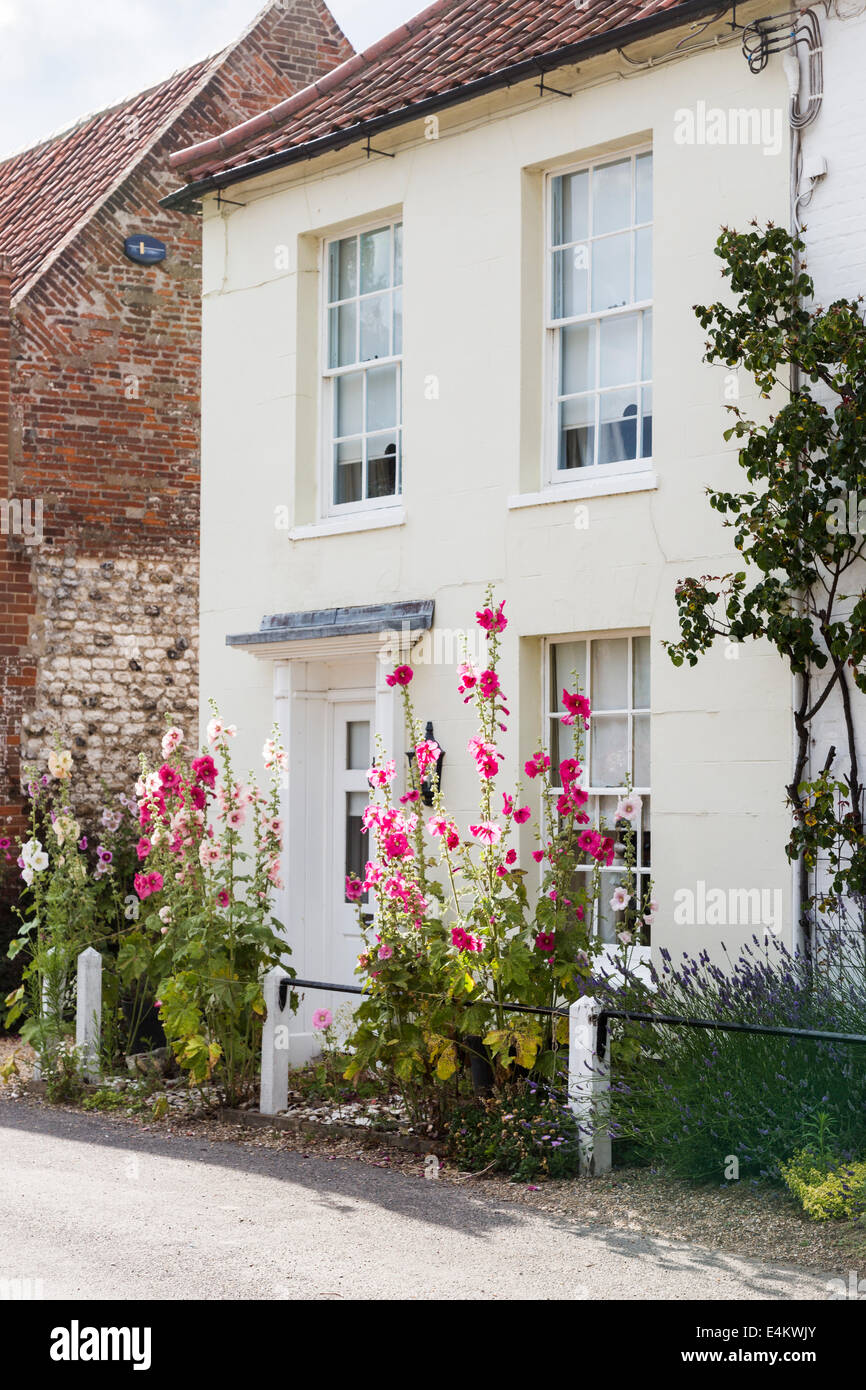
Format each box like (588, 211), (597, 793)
(75, 947), (102, 1082)
(568, 996), (612, 1176)
(260, 966), (290, 1115)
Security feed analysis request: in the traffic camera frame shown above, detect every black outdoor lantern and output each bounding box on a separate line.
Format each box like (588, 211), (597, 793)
(407, 720), (445, 807)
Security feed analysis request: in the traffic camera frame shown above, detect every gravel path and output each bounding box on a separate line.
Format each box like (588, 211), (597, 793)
(0, 1100), (834, 1301)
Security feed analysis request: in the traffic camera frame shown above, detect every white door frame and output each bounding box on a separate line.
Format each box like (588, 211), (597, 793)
(272, 637), (406, 1063)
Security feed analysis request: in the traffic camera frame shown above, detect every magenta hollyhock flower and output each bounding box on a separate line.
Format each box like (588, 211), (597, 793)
(312, 1008), (333, 1031)
(578, 829), (601, 856)
(513, 806), (531, 824)
(217, 889), (230, 908)
(414, 739), (441, 774)
(468, 735), (499, 780)
(345, 877), (363, 901)
(502, 793), (513, 816)
(535, 932), (555, 954)
(478, 669), (500, 698)
(476, 601), (507, 633)
(559, 758), (581, 787)
(377, 943), (394, 960)
(191, 755), (217, 789)
(523, 753), (550, 780)
(457, 662), (479, 695)
(384, 831), (412, 860)
(385, 665), (413, 688)
(445, 829), (460, 851)
(562, 690), (591, 729)
(77, 836), (88, 851)
(189, 784), (207, 811)
(532, 850), (544, 863)
(469, 821), (502, 845)
(136, 836), (152, 861)
(400, 790), (420, 804)
(505, 848), (517, 865)
(134, 871), (164, 900)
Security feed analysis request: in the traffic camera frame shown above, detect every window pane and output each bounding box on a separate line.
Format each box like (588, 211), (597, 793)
(394, 223), (403, 285)
(598, 388), (638, 465)
(633, 712), (650, 786)
(592, 159), (631, 235)
(393, 288), (403, 356)
(599, 314), (637, 388)
(641, 310), (652, 379)
(635, 152), (653, 224)
(366, 363), (398, 431)
(346, 789), (368, 897)
(591, 231), (630, 312)
(334, 440), (362, 505)
(591, 714), (628, 786)
(347, 721), (370, 770)
(641, 386), (652, 458)
(335, 371), (363, 438)
(559, 396), (595, 470)
(329, 236), (357, 302)
(598, 883), (619, 944)
(552, 169), (589, 246)
(552, 246), (588, 320)
(366, 432), (398, 498)
(635, 225), (652, 301)
(560, 323), (595, 396)
(360, 226), (391, 294)
(592, 637), (628, 708)
(633, 635), (651, 707)
(329, 303), (357, 368)
(360, 291), (390, 360)
(553, 641), (587, 707)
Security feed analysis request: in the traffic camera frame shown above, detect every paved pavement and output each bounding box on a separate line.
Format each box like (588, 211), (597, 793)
(0, 1101), (831, 1301)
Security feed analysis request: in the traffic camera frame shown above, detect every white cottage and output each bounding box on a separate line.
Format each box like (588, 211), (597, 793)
(163, 0), (812, 1058)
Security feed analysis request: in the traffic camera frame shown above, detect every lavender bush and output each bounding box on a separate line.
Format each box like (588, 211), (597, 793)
(604, 926), (866, 1182)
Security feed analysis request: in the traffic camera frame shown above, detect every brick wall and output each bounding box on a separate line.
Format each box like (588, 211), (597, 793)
(0, 0), (352, 834)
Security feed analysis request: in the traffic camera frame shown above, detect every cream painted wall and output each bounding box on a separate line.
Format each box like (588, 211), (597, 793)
(198, 29), (794, 972)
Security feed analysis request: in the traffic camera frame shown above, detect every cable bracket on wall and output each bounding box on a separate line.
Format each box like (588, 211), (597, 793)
(364, 137), (396, 159)
(535, 71), (572, 98)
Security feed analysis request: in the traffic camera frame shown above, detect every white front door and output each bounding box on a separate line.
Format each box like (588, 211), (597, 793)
(330, 700), (375, 987)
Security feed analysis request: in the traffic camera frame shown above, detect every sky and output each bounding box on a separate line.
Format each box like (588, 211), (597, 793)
(0, 0), (426, 159)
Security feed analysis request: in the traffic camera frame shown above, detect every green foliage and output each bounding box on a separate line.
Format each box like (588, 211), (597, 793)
(446, 1081), (581, 1182)
(666, 222), (866, 921)
(40, 1038), (85, 1105)
(782, 1151), (866, 1222)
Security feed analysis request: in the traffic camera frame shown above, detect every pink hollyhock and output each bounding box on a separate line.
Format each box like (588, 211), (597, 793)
(470, 821), (503, 845)
(134, 870), (164, 901)
(505, 848), (517, 865)
(367, 759), (396, 788)
(496, 865), (508, 878)
(513, 805), (531, 824)
(562, 690), (591, 729)
(559, 758), (581, 787)
(312, 1008), (333, 1031)
(158, 764), (182, 794)
(191, 755), (217, 789)
(414, 739), (441, 775)
(476, 601), (507, 633)
(457, 662), (479, 695)
(345, 877), (363, 901)
(532, 850), (544, 863)
(217, 889), (230, 908)
(426, 813), (449, 837)
(135, 836), (152, 861)
(578, 828), (601, 856)
(400, 790), (420, 804)
(445, 829), (460, 851)
(524, 753), (550, 779)
(468, 735), (499, 780)
(383, 831), (412, 860)
(377, 943), (394, 960)
(502, 793), (513, 816)
(451, 927), (483, 953)
(479, 669), (500, 699)
(189, 784), (207, 811)
(535, 931), (555, 955)
(385, 665), (413, 688)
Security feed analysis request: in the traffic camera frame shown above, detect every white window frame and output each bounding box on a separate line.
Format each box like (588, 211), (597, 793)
(544, 147), (653, 489)
(320, 217), (403, 519)
(543, 630), (652, 946)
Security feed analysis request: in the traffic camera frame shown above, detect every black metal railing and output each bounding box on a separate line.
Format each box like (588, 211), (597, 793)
(279, 975), (866, 1057)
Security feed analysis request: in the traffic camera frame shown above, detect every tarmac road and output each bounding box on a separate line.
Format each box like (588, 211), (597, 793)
(0, 1101), (831, 1301)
